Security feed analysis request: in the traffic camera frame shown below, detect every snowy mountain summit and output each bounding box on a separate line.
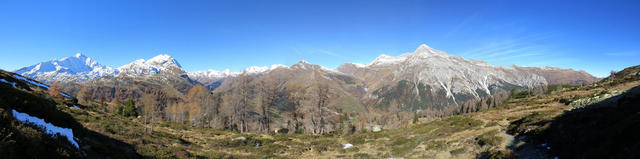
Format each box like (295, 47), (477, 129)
(118, 54), (184, 76)
(15, 54), (185, 83)
(14, 53), (118, 83)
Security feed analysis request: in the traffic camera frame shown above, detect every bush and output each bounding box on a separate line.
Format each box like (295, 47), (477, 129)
(115, 98), (137, 117)
(476, 130), (503, 147)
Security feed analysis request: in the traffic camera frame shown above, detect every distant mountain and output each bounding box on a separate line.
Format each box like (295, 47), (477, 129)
(15, 54), (187, 84)
(514, 65), (600, 85)
(14, 53), (118, 83)
(187, 64), (287, 90)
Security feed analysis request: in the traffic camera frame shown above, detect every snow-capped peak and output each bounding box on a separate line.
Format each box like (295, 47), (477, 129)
(117, 54), (184, 76)
(292, 60), (317, 70)
(188, 69), (239, 80)
(146, 54), (182, 68)
(412, 43), (450, 58)
(188, 64), (287, 81)
(14, 53), (117, 83)
(367, 54), (407, 66)
(74, 53), (85, 58)
(417, 44), (432, 50)
(242, 64), (288, 74)
(366, 44), (453, 67)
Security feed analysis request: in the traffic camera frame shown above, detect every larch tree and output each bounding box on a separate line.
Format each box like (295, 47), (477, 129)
(259, 79), (283, 132)
(48, 82), (62, 98)
(185, 85), (211, 127)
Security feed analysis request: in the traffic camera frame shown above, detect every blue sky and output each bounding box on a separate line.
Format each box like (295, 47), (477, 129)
(0, 0), (638, 77)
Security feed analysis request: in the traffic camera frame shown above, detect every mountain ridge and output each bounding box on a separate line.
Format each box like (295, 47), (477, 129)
(14, 44), (599, 88)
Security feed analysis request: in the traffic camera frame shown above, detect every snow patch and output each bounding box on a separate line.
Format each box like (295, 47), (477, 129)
(343, 143), (353, 149)
(241, 64), (287, 74)
(13, 75), (49, 89)
(11, 75), (73, 98)
(0, 79), (17, 87)
(11, 109), (79, 148)
(60, 92), (73, 98)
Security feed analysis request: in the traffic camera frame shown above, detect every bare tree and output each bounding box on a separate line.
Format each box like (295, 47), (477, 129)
(48, 82), (62, 98)
(210, 92), (224, 129)
(259, 79), (284, 132)
(234, 75), (253, 133)
(141, 92), (156, 134)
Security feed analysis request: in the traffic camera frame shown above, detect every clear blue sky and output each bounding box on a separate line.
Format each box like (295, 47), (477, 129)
(0, 0), (638, 77)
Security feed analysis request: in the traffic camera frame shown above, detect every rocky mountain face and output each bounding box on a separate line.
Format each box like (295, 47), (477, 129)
(514, 65), (600, 85)
(337, 44), (547, 112)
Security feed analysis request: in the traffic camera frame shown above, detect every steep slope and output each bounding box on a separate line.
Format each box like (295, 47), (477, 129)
(0, 70), (139, 158)
(507, 64), (640, 159)
(14, 53), (117, 84)
(514, 65), (600, 85)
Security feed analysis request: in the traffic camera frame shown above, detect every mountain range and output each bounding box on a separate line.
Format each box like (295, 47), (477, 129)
(14, 44), (597, 88)
(11, 44), (600, 132)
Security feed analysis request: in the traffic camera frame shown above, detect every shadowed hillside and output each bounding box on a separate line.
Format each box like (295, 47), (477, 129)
(0, 70), (139, 158)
